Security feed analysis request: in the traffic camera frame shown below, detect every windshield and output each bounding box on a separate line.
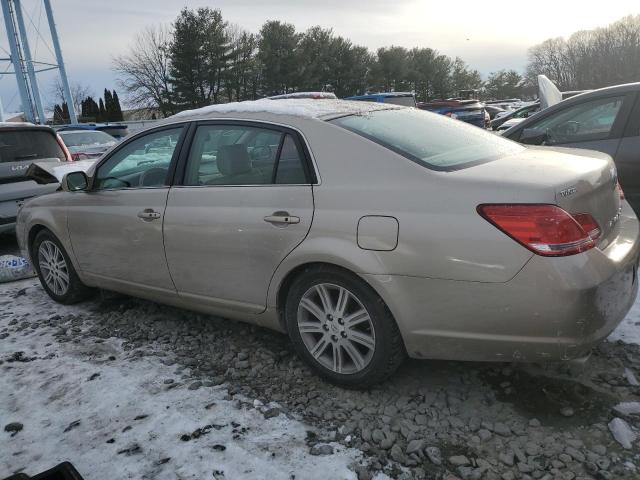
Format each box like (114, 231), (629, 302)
(59, 131), (117, 147)
(0, 129), (65, 163)
(330, 108), (523, 170)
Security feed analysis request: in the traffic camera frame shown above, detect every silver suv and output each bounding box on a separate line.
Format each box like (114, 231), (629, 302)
(0, 123), (70, 234)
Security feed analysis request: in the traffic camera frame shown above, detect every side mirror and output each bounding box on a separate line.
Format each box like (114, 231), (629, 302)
(62, 171), (89, 192)
(520, 128), (548, 146)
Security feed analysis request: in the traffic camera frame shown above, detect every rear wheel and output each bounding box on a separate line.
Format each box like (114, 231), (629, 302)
(285, 266), (405, 387)
(32, 230), (94, 304)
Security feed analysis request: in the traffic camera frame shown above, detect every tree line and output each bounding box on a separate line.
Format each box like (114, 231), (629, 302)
(113, 7), (485, 117)
(52, 88), (124, 124)
(525, 15), (640, 91)
(113, 9), (640, 118)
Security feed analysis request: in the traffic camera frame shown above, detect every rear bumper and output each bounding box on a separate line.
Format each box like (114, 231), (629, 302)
(365, 204), (640, 362)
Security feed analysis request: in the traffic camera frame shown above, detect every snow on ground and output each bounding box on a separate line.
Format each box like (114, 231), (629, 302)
(0, 279), (366, 480)
(608, 289), (640, 345)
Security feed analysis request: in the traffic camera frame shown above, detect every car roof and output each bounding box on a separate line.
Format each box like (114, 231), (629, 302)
(169, 98), (404, 123)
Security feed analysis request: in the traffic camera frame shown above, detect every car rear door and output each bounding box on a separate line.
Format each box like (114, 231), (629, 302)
(66, 125), (187, 294)
(163, 121), (315, 313)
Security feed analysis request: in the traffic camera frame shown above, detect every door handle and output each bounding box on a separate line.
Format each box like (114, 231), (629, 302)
(264, 211), (300, 226)
(137, 209), (162, 221)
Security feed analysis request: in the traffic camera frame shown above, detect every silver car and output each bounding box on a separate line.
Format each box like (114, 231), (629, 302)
(16, 99), (640, 386)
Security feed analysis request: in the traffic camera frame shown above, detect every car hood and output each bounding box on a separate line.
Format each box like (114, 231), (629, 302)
(25, 159), (97, 184)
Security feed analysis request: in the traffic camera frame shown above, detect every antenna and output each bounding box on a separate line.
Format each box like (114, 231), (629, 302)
(0, 0), (77, 124)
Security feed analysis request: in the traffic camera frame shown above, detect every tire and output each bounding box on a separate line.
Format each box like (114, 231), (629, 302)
(285, 266), (405, 388)
(32, 229), (94, 304)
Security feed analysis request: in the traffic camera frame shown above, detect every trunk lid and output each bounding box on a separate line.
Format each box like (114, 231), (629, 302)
(549, 147), (621, 246)
(452, 146), (621, 247)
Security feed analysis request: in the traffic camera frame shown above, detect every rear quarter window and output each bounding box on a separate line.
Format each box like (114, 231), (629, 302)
(0, 129), (65, 163)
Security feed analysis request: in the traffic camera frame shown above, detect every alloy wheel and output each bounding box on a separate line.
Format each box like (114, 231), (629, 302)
(297, 283), (376, 374)
(38, 240), (70, 296)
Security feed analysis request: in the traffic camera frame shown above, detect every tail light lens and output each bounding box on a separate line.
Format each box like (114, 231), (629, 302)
(477, 204), (600, 256)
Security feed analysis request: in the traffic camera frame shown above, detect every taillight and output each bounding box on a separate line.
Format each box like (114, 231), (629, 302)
(477, 204), (600, 256)
(445, 112), (458, 119)
(617, 181), (625, 200)
(71, 152), (89, 161)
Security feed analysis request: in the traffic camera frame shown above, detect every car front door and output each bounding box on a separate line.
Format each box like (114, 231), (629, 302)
(512, 94), (633, 157)
(163, 121), (315, 313)
(66, 125), (187, 294)
(614, 93), (640, 212)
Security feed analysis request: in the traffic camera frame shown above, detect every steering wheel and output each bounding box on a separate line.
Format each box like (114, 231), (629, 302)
(139, 167), (168, 187)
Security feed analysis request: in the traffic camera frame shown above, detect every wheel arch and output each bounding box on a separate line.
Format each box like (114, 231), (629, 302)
(274, 260), (400, 336)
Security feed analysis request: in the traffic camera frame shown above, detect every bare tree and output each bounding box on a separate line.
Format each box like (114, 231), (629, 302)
(48, 78), (93, 116)
(526, 15), (640, 91)
(112, 24), (175, 117)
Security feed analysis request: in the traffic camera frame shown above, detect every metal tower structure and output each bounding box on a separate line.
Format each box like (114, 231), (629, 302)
(0, 0), (76, 124)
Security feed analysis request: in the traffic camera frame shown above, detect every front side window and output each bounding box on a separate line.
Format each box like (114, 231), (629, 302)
(94, 127), (183, 190)
(331, 108), (523, 170)
(525, 96), (624, 144)
(184, 124), (308, 186)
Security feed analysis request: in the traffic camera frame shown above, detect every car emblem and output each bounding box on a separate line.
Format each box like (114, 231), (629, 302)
(558, 186), (577, 198)
(11, 164), (28, 171)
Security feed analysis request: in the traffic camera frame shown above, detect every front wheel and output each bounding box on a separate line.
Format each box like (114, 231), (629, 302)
(285, 267), (405, 387)
(32, 230), (94, 304)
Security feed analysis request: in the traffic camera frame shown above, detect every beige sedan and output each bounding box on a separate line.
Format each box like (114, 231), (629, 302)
(17, 99), (640, 386)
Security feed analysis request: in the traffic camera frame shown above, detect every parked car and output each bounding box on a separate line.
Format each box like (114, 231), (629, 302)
(58, 130), (117, 161)
(0, 122), (71, 234)
(17, 99), (639, 386)
(345, 92), (416, 107)
(491, 102), (541, 130)
(57, 123), (129, 139)
(418, 99), (488, 128)
(484, 104), (508, 120)
(503, 82), (640, 213)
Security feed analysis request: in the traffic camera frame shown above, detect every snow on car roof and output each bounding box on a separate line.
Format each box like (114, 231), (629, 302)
(171, 98), (402, 121)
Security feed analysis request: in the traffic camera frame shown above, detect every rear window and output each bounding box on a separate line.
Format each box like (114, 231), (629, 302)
(330, 108), (523, 170)
(98, 127), (129, 138)
(0, 129), (65, 163)
(384, 96), (416, 107)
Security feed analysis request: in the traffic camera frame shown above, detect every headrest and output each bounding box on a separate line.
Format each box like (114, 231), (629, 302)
(217, 144), (251, 176)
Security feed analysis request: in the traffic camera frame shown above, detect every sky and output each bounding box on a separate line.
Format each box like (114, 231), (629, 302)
(0, 0), (638, 114)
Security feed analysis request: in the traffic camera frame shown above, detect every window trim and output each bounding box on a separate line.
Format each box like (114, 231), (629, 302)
(173, 119), (319, 187)
(512, 93), (634, 145)
(89, 122), (191, 192)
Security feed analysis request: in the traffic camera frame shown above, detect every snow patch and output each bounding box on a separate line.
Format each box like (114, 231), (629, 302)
(172, 98), (400, 120)
(608, 417), (637, 449)
(0, 279), (362, 480)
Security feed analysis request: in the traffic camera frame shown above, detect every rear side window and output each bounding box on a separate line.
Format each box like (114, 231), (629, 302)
(184, 124), (308, 186)
(331, 108), (523, 170)
(0, 129), (65, 163)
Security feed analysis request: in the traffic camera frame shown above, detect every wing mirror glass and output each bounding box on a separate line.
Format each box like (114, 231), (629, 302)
(63, 171), (89, 192)
(520, 128), (548, 146)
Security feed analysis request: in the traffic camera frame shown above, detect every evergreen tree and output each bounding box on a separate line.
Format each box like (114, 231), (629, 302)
(169, 7), (228, 108)
(111, 90), (124, 121)
(104, 89), (113, 119)
(98, 98), (106, 122)
(257, 21), (299, 96)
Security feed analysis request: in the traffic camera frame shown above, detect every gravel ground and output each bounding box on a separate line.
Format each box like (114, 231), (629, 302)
(2, 269), (640, 478)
